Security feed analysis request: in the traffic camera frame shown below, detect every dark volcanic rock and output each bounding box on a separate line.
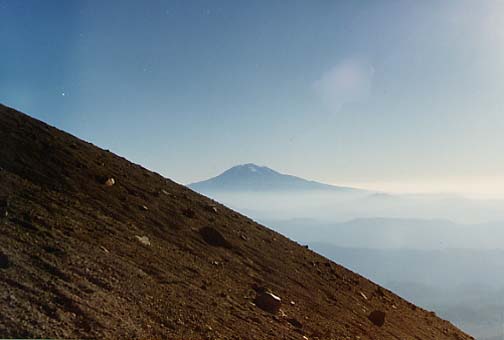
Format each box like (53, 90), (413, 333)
(287, 317), (303, 328)
(368, 310), (386, 326)
(254, 291), (282, 314)
(0, 251), (11, 269)
(199, 226), (232, 248)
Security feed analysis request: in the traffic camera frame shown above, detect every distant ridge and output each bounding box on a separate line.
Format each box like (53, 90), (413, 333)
(189, 163), (363, 193)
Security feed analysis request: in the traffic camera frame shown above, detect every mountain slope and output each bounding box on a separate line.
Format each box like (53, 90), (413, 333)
(189, 163), (362, 193)
(0, 104), (472, 340)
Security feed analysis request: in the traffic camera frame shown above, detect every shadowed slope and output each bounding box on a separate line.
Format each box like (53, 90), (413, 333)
(0, 104), (472, 340)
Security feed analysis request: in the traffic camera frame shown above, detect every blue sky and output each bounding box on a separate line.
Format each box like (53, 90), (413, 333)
(2, 1), (504, 196)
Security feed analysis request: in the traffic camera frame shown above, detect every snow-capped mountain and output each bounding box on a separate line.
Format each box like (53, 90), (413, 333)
(188, 163), (362, 193)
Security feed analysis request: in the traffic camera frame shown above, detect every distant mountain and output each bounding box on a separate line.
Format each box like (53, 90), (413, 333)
(188, 163), (363, 193)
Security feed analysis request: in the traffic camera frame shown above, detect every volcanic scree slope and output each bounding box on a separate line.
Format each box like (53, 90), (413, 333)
(0, 104), (472, 339)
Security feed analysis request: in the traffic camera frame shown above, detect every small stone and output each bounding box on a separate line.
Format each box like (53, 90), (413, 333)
(104, 178), (115, 187)
(254, 291), (282, 314)
(100, 246), (110, 253)
(360, 292), (368, 300)
(368, 310), (386, 327)
(286, 317), (302, 328)
(140, 205), (149, 211)
(135, 235), (151, 246)
(0, 198), (9, 218)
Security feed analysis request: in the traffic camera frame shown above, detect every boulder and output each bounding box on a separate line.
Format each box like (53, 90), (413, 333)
(0, 251), (11, 269)
(254, 291), (282, 314)
(368, 310), (386, 326)
(199, 227), (231, 248)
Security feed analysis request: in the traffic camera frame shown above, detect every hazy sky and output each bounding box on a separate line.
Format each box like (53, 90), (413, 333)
(2, 1), (504, 196)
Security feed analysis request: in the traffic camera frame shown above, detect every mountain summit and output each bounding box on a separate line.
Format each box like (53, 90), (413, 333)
(189, 163), (362, 193)
(0, 104), (472, 339)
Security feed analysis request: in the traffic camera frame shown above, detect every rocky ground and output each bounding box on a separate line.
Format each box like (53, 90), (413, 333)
(0, 103), (474, 339)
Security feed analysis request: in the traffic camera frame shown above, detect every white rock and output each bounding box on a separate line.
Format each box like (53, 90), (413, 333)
(135, 235), (151, 246)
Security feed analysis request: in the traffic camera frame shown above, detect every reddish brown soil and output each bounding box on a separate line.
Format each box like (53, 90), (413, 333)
(0, 104), (473, 340)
